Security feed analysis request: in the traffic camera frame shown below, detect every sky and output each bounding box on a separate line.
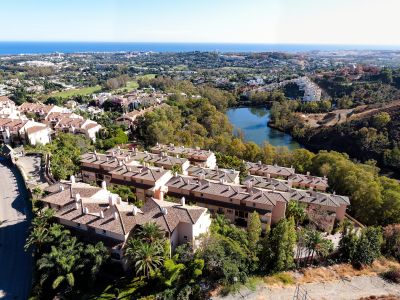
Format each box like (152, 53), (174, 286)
(1, 0), (400, 45)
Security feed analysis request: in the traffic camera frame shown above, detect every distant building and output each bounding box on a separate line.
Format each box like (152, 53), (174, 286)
(0, 118), (51, 146)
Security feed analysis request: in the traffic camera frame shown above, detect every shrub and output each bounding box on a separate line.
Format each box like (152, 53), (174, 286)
(382, 268), (400, 283)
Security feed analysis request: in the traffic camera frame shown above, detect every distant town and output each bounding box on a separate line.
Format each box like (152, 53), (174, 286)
(1, 49), (400, 300)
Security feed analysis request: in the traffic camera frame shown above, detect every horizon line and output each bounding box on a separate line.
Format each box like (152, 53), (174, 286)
(1, 41), (400, 47)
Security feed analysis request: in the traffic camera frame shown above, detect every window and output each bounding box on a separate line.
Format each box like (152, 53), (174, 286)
(253, 203), (256, 207)
(76, 223), (80, 227)
(184, 235), (188, 240)
(103, 230), (106, 234)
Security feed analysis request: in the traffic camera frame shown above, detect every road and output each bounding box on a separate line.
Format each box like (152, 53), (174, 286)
(0, 159), (33, 300)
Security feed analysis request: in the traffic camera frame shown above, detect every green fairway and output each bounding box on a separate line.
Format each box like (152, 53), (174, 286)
(48, 85), (102, 99)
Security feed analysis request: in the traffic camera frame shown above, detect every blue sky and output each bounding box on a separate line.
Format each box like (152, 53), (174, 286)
(1, 0), (399, 45)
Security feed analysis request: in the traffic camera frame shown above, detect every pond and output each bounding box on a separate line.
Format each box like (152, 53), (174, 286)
(226, 107), (302, 150)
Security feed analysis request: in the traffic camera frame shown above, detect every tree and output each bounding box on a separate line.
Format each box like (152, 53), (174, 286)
(138, 222), (165, 244)
(83, 242), (109, 280)
(126, 239), (164, 279)
(247, 211), (261, 253)
(372, 112), (391, 129)
(25, 208), (55, 253)
(37, 237), (84, 291)
(286, 201), (307, 227)
(382, 224), (400, 261)
(302, 229), (331, 267)
(260, 218), (295, 273)
(338, 221), (358, 263)
(199, 233), (250, 284)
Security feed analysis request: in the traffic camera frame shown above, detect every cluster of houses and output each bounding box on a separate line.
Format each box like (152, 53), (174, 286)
(0, 96), (102, 146)
(40, 176), (211, 260)
(39, 143), (350, 260)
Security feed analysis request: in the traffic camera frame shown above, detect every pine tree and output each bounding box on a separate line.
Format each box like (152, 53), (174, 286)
(285, 216), (297, 269)
(247, 211), (262, 252)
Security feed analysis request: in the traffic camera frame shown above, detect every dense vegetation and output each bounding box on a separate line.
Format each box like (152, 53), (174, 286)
(314, 68), (400, 107)
(26, 207), (109, 299)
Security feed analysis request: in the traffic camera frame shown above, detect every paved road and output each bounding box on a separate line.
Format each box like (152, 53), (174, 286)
(0, 159), (33, 300)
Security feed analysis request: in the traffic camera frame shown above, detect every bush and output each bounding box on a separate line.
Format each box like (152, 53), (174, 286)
(382, 268), (400, 283)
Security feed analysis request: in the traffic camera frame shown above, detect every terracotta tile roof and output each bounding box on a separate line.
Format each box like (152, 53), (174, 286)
(0, 118), (28, 131)
(25, 125), (48, 135)
(288, 173), (329, 188)
(246, 162), (295, 177)
(166, 175), (290, 206)
(18, 102), (54, 114)
(187, 166), (239, 183)
(150, 144), (214, 161)
(242, 175), (291, 192)
(289, 189), (350, 207)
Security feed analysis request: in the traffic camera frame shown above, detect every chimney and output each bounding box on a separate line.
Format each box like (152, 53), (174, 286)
(306, 171), (310, 176)
(181, 197), (186, 206)
(84, 207), (89, 214)
(70, 175), (76, 184)
(161, 207), (168, 215)
(75, 202), (79, 210)
(287, 179), (293, 188)
(266, 174), (271, 179)
(59, 185), (64, 192)
(100, 210), (104, 218)
(114, 211), (119, 219)
(75, 193), (81, 202)
(132, 205), (139, 216)
(246, 180), (253, 190)
(109, 194), (115, 206)
(258, 161), (262, 166)
(101, 181), (107, 190)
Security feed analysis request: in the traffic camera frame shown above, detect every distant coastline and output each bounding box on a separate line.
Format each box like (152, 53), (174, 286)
(1, 41), (400, 55)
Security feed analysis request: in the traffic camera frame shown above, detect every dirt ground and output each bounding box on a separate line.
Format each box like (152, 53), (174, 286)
(212, 275), (400, 300)
(212, 260), (400, 300)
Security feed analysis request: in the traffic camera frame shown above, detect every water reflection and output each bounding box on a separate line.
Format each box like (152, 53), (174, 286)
(226, 107), (301, 150)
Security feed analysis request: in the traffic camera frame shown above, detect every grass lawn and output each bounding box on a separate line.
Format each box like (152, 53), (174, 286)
(47, 85), (102, 99)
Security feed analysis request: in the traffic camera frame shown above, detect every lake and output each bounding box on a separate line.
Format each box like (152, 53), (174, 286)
(226, 107), (301, 150)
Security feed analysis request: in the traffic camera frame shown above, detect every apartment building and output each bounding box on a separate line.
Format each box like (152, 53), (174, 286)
(80, 152), (173, 201)
(187, 165), (240, 184)
(242, 174), (348, 230)
(0, 96), (24, 119)
(41, 178), (211, 256)
(166, 175), (289, 230)
(45, 112), (101, 141)
(105, 147), (190, 173)
(288, 172), (329, 192)
(0, 118), (51, 145)
(18, 102), (65, 120)
(151, 143), (217, 169)
(246, 162), (295, 179)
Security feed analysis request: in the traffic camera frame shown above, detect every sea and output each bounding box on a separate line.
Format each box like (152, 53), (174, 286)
(1, 42), (400, 55)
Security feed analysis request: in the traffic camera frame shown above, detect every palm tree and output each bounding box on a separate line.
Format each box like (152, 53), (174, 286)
(138, 222), (165, 244)
(303, 229), (333, 266)
(126, 239), (164, 279)
(37, 237), (84, 290)
(83, 242), (109, 279)
(48, 223), (70, 243)
(25, 226), (51, 253)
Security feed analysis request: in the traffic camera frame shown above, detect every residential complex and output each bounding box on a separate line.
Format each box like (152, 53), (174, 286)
(0, 97), (101, 145)
(79, 145), (350, 232)
(40, 177), (211, 259)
